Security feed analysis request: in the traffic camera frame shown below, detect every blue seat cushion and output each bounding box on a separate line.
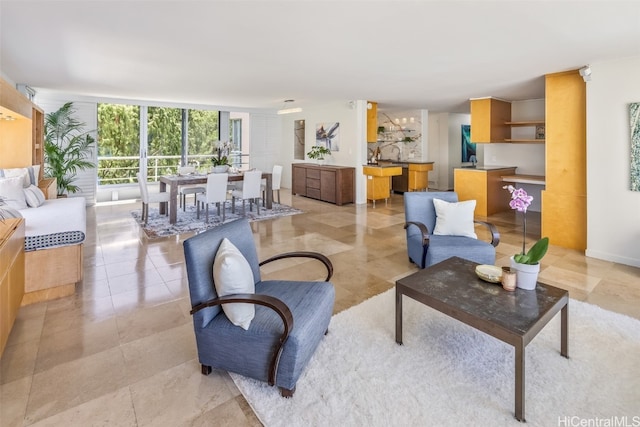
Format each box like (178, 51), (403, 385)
(424, 235), (496, 267)
(194, 279), (335, 390)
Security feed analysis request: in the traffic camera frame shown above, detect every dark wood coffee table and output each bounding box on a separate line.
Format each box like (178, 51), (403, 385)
(395, 256), (569, 422)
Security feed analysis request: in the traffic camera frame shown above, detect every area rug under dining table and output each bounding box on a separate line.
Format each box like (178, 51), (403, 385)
(131, 202), (302, 238)
(231, 288), (640, 427)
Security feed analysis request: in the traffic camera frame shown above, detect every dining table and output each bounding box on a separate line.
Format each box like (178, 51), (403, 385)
(159, 171), (273, 224)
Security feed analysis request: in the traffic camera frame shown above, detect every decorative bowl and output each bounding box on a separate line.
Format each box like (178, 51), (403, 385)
(475, 264), (503, 284)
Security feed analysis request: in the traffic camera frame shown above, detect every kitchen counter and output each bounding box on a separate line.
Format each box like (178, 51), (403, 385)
(362, 165), (403, 206)
(454, 166), (517, 216)
(372, 160), (434, 192)
(454, 165), (517, 171)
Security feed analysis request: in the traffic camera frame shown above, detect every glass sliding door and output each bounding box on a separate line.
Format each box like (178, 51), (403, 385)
(187, 109), (219, 172)
(97, 103), (141, 185)
(97, 103), (225, 193)
(146, 106), (182, 180)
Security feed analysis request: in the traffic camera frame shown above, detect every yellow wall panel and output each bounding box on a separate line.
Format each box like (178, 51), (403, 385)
(542, 191), (587, 250)
(543, 70), (587, 250)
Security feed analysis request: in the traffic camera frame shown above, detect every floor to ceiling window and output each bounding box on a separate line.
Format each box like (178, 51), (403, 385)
(97, 103), (225, 186)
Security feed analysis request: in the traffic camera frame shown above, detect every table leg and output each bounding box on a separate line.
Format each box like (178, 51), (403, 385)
(395, 288), (403, 345)
(515, 343), (525, 422)
(169, 183), (178, 224)
(264, 174), (273, 209)
(159, 181), (167, 215)
(561, 303), (569, 358)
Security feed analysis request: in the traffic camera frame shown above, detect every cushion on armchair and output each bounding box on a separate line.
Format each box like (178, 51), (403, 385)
(213, 238), (255, 330)
(433, 198), (477, 238)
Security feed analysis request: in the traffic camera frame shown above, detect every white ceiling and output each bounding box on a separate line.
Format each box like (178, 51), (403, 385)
(1, 1), (639, 113)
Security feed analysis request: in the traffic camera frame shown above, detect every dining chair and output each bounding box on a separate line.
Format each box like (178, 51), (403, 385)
(231, 170), (262, 215)
(196, 173), (229, 223)
(261, 164), (282, 206)
(136, 172), (171, 224)
(178, 165), (205, 211)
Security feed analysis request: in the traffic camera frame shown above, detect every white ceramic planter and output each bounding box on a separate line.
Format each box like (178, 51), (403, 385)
(510, 256), (540, 290)
(212, 165), (229, 173)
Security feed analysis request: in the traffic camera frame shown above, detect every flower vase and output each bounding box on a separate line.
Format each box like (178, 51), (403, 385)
(317, 159), (325, 165)
(509, 256), (540, 290)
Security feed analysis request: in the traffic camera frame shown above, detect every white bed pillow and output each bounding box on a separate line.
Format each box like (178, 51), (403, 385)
(0, 166), (40, 187)
(213, 238), (255, 330)
(0, 177), (28, 209)
(433, 198), (477, 239)
(24, 184), (46, 207)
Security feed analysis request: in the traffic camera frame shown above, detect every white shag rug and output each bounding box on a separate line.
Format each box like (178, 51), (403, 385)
(231, 289), (640, 427)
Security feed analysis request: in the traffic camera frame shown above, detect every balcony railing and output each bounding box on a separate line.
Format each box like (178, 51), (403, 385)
(97, 152), (248, 185)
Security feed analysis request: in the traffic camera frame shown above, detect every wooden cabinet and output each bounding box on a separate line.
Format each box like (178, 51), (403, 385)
(32, 106), (45, 181)
(292, 163), (355, 205)
(367, 101), (378, 143)
(0, 77), (46, 180)
(470, 97), (511, 143)
(38, 177), (57, 199)
(454, 167), (517, 216)
(0, 218), (25, 356)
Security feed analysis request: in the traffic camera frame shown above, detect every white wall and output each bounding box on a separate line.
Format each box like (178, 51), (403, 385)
(35, 96), (98, 205)
(427, 112), (470, 190)
(586, 56), (640, 267)
(279, 100), (367, 203)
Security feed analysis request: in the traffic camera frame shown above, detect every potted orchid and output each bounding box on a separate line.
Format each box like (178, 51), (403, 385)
(504, 185), (549, 290)
(211, 141), (231, 173)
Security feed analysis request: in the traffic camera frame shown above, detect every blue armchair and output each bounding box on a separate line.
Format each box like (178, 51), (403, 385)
(183, 219), (335, 397)
(404, 192), (500, 268)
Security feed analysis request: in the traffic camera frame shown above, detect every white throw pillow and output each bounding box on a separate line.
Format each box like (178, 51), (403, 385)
(213, 238), (255, 330)
(0, 177), (28, 209)
(433, 198), (477, 239)
(2, 168), (30, 187)
(24, 184), (46, 207)
(1, 166), (39, 187)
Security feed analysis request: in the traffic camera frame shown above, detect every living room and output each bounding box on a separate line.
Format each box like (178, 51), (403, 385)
(1, 1), (640, 425)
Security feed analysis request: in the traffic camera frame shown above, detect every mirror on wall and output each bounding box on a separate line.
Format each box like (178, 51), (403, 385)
(294, 120), (305, 160)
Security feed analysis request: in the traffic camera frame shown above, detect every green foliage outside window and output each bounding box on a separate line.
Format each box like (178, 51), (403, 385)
(97, 104), (220, 185)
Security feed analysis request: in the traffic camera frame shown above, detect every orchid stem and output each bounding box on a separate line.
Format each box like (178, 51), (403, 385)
(522, 210), (527, 255)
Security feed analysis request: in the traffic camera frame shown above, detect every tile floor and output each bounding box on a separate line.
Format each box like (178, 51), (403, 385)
(1, 189), (639, 426)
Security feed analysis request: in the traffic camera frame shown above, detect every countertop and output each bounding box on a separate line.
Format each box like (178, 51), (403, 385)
(367, 159), (435, 166)
(363, 163), (404, 168)
(454, 165), (517, 171)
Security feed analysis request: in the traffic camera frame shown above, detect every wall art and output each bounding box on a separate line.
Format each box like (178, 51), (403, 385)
(294, 120), (305, 160)
(316, 122), (340, 151)
(461, 124), (476, 163)
(630, 102), (640, 191)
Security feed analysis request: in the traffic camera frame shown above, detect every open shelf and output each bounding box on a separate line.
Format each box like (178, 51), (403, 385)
(504, 139), (545, 143)
(505, 120), (545, 126)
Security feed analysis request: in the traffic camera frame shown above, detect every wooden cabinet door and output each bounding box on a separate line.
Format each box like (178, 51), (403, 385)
(292, 165), (307, 196)
(320, 170), (336, 203)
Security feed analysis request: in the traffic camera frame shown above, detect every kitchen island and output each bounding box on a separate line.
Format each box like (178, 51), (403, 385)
(454, 166), (517, 216)
(375, 160), (434, 193)
(362, 164), (402, 207)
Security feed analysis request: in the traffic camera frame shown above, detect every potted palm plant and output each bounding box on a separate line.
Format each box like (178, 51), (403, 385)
(45, 102), (95, 196)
